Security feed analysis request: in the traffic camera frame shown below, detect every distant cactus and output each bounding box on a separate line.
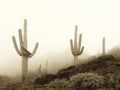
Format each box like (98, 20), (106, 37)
(12, 19), (39, 82)
(38, 64), (42, 75)
(102, 37), (106, 55)
(45, 59), (48, 73)
(70, 25), (84, 65)
(38, 60), (48, 77)
(42, 59), (48, 76)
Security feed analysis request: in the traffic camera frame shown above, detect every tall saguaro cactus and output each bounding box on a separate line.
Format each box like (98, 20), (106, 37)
(12, 19), (39, 82)
(70, 25), (84, 65)
(102, 37), (106, 55)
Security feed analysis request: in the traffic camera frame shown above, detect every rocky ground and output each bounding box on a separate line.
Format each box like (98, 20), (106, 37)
(0, 55), (120, 90)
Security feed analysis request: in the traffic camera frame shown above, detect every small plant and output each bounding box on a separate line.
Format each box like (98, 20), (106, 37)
(38, 60), (48, 77)
(45, 59), (48, 75)
(70, 72), (104, 89)
(38, 64), (42, 76)
(70, 25), (84, 65)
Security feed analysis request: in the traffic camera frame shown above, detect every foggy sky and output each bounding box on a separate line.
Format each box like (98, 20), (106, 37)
(0, 0), (120, 76)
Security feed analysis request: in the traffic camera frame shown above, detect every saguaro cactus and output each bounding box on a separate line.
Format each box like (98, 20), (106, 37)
(12, 19), (39, 82)
(102, 37), (106, 55)
(70, 25), (84, 65)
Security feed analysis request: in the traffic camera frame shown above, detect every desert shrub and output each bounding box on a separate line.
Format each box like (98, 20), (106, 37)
(104, 73), (115, 88)
(103, 71), (120, 89)
(70, 73), (105, 90)
(7, 83), (35, 90)
(107, 46), (120, 59)
(0, 75), (10, 85)
(46, 79), (72, 89)
(114, 71), (120, 89)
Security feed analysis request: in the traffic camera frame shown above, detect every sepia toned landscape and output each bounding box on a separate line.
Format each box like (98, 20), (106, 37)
(0, 0), (120, 90)
(0, 19), (119, 90)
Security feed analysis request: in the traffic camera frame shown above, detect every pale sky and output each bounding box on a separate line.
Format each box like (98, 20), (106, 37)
(0, 0), (120, 76)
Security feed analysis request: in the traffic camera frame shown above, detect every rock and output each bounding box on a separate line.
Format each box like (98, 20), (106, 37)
(57, 65), (75, 79)
(34, 74), (57, 85)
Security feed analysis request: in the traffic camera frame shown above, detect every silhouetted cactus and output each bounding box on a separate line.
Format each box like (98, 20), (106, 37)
(102, 37), (106, 55)
(12, 19), (39, 82)
(70, 25), (84, 65)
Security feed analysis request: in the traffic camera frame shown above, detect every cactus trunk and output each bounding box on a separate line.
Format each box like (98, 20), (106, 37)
(22, 57), (28, 82)
(22, 19), (28, 82)
(74, 56), (78, 65)
(74, 56), (78, 61)
(12, 19), (39, 82)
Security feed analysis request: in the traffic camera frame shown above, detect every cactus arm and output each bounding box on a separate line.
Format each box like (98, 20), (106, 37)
(12, 36), (22, 56)
(18, 29), (23, 48)
(28, 42), (39, 58)
(21, 47), (31, 56)
(70, 39), (74, 51)
(79, 46), (84, 55)
(74, 25), (78, 49)
(78, 34), (82, 50)
(70, 39), (76, 56)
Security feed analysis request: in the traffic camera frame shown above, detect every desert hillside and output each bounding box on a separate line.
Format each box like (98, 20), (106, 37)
(34, 55), (120, 90)
(0, 54), (120, 90)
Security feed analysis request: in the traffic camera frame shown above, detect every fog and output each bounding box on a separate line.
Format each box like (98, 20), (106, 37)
(0, 0), (120, 76)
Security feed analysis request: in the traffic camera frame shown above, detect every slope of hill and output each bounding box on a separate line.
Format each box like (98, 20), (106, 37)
(34, 55), (120, 86)
(1, 55), (120, 89)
